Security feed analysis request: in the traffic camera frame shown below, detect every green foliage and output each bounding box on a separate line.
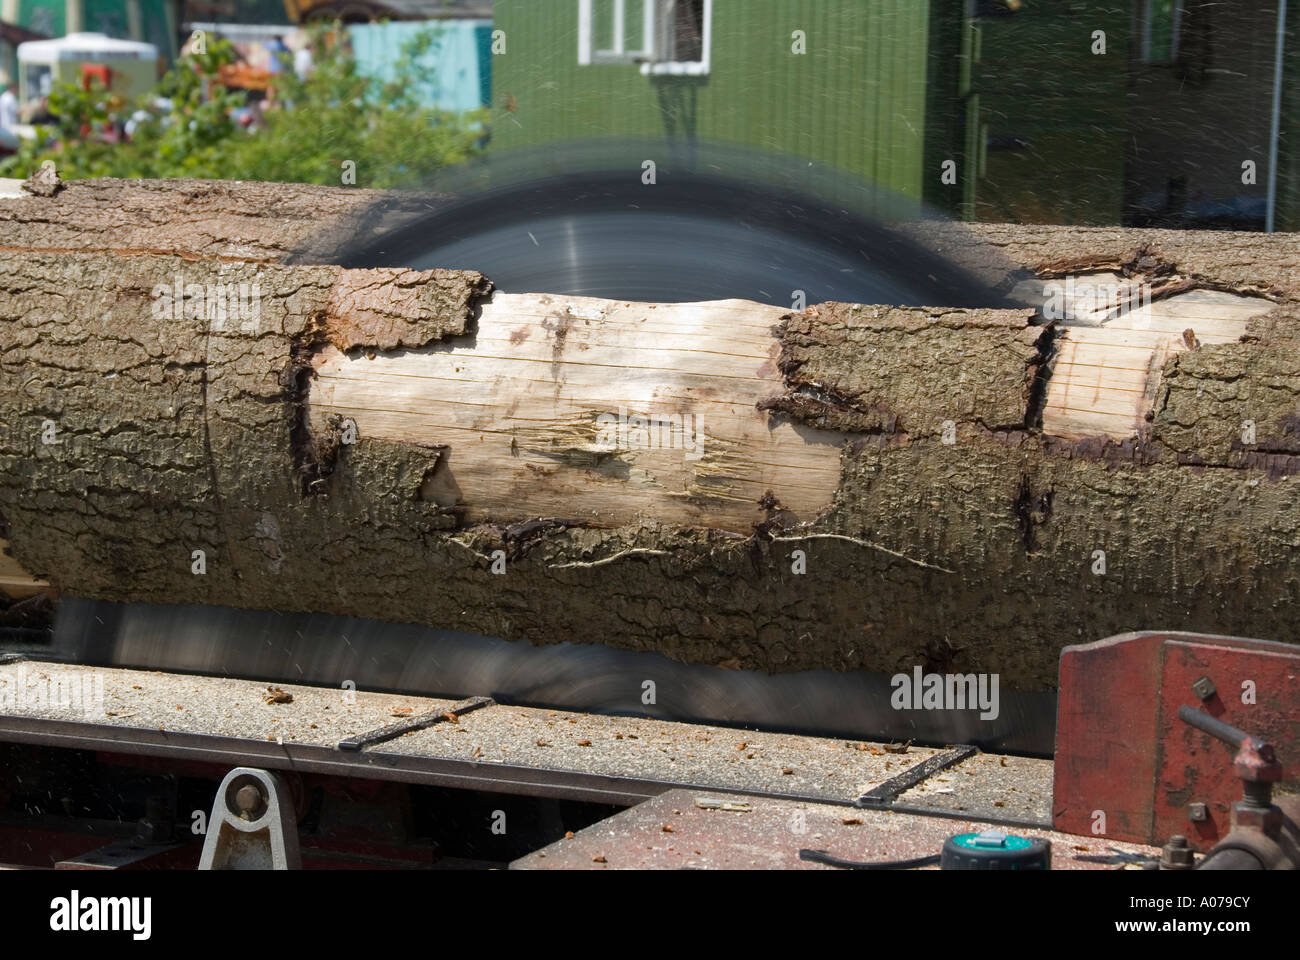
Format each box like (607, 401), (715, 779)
(0, 25), (486, 187)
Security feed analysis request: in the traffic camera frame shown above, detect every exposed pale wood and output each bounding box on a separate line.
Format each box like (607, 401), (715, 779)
(310, 293), (849, 529)
(312, 282), (1273, 474)
(1041, 278), (1272, 440)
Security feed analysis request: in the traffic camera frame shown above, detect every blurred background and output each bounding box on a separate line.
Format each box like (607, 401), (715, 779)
(0, 0), (1295, 230)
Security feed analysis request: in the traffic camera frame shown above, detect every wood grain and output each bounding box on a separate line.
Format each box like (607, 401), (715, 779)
(310, 293), (850, 529)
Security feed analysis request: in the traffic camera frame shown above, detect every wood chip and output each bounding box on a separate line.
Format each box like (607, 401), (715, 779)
(264, 686), (293, 704)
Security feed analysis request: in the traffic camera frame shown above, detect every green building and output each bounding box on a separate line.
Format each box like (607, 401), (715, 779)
(491, 1), (1297, 229)
(1, 1), (181, 59)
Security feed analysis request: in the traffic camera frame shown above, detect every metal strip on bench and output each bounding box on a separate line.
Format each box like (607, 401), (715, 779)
(854, 744), (980, 808)
(0, 712), (688, 806)
(338, 696), (494, 751)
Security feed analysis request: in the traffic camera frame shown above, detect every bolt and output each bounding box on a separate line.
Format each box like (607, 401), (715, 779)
(1160, 834), (1195, 870)
(1191, 676), (1216, 700)
(1188, 802), (1209, 822)
(234, 782), (267, 821)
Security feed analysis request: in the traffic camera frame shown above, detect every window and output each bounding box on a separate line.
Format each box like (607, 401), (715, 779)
(578, 0), (711, 75)
(25, 64), (52, 99)
(1139, 0), (1182, 63)
(653, 0), (706, 65)
(578, 0), (656, 66)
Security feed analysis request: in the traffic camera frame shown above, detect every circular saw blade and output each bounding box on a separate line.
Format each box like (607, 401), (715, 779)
(341, 144), (1015, 309)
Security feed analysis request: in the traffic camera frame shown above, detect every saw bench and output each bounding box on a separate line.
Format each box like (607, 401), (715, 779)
(0, 176), (1297, 870)
(0, 628), (1294, 870)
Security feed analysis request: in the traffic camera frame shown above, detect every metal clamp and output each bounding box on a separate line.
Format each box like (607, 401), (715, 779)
(198, 767), (301, 870)
(1177, 706), (1298, 870)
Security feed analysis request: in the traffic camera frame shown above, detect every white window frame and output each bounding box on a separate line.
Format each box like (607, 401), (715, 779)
(578, 0), (712, 75)
(578, 0), (657, 66)
(642, 0), (711, 76)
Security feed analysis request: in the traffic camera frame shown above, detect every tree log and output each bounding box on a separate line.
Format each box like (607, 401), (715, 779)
(2, 179), (1299, 689)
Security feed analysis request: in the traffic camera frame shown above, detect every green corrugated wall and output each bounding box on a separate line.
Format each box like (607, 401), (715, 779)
(491, 0), (933, 211)
(17, 0), (68, 37)
(16, 1), (176, 59)
(965, 2), (1130, 226)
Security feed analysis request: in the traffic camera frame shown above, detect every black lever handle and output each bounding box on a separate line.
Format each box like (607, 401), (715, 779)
(1177, 705), (1263, 750)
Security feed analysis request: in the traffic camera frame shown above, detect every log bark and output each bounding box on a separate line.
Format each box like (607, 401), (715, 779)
(2, 178), (1299, 689)
(0, 175), (443, 265)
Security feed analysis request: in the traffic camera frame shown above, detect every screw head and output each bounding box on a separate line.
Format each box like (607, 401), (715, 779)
(1187, 802), (1209, 822)
(1191, 676), (1217, 700)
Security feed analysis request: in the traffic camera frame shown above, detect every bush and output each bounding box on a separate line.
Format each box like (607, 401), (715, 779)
(0, 25), (487, 187)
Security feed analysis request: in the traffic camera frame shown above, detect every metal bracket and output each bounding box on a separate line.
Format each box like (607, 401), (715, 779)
(198, 767), (301, 870)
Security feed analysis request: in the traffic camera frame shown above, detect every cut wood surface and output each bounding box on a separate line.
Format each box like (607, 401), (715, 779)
(1025, 277), (1274, 439)
(311, 294), (846, 529)
(2, 178), (1299, 689)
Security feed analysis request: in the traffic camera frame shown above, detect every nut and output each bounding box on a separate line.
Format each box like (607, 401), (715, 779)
(1160, 834), (1195, 870)
(1231, 801), (1284, 835)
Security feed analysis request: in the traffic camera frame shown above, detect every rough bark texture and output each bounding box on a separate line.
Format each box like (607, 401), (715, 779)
(905, 221), (1300, 301)
(0, 176), (444, 265)
(758, 303), (1051, 436)
(1, 179), (1299, 690)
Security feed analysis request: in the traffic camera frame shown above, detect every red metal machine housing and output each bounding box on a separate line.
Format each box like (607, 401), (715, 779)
(1054, 631), (1299, 851)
